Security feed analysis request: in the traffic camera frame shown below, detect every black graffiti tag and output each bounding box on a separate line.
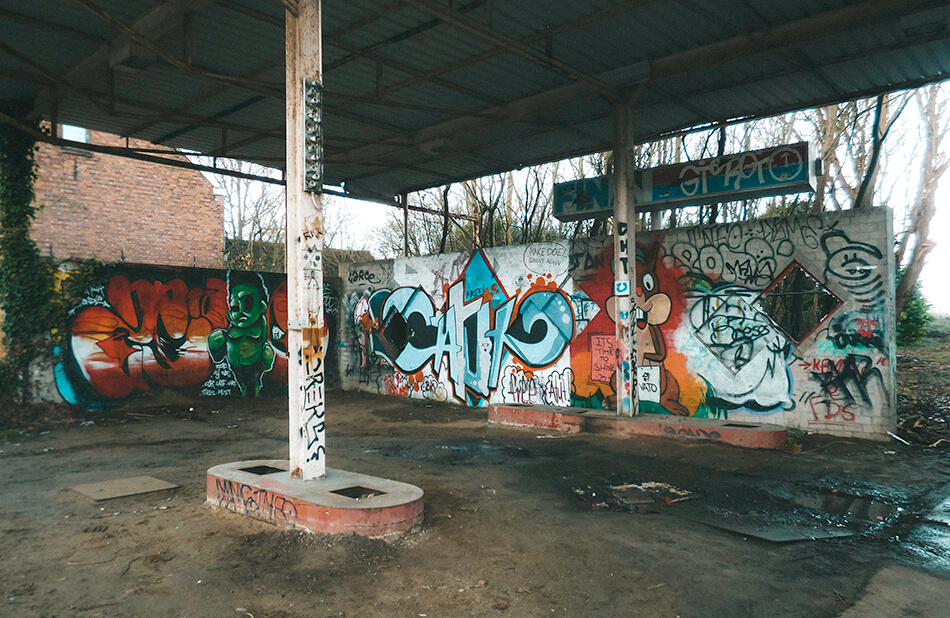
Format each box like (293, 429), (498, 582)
(214, 478), (299, 526)
(810, 354), (887, 406)
(348, 269), (382, 285)
(662, 426), (721, 440)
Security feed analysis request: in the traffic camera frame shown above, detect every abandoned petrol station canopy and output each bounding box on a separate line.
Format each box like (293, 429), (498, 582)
(1, 0), (950, 202)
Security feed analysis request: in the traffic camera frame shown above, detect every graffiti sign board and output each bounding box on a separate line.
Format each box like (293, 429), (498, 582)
(553, 176), (612, 221)
(553, 142), (816, 221)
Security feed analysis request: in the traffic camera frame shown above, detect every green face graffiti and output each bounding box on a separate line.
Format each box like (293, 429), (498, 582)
(228, 284), (267, 330)
(208, 282), (276, 397)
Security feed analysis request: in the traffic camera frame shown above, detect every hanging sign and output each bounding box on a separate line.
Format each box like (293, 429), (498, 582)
(553, 142), (816, 222)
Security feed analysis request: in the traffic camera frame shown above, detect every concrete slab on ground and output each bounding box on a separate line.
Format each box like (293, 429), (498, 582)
(489, 403), (787, 449)
(71, 475), (178, 501)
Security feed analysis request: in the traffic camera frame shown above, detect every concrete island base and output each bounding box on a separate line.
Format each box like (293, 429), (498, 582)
(488, 405), (787, 450)
(207, 460), (424, 537)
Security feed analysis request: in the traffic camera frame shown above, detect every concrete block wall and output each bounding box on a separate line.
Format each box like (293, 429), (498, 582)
(340, 208), (896, 440)
(31, 130), (224, 269)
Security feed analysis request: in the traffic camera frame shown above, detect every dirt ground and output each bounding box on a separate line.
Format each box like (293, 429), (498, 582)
(2, 348), (950, 617)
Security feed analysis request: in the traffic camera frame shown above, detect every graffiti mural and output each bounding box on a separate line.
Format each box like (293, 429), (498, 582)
(54, 264), (340, 406)
(346, 249), (574, 406)
(209, 273), (277, 397)
(683, 283), (795, 413)
(341, 209), (896, 439)
(567, 239), (617, 409)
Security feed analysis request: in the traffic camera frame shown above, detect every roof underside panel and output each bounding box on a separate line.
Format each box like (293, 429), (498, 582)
(0, 0), (948, 199)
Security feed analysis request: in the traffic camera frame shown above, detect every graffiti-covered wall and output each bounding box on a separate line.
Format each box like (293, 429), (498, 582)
(51, 264), (341, 406)
(340, 208), (896, 439)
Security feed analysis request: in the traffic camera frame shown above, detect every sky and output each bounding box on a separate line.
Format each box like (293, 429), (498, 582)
(919, 181), (950, 315)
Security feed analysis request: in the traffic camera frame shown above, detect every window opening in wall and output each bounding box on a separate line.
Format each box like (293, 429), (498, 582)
(754, 262), (841, 344)
(61, 124), (89, 143)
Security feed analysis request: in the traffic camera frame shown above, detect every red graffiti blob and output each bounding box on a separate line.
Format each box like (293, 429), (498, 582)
(70, 276), (228, 398)
(265, 280), (289, 384)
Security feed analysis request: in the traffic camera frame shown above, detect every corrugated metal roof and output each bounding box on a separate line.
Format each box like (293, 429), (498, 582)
(1, 0), (949, 199)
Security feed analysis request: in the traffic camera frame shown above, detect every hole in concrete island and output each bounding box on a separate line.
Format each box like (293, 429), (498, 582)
(331, 486), (386, 500)
(240, 465), (287, 476)
(721, 422), (760, 428)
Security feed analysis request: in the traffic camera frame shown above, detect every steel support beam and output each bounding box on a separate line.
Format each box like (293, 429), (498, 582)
(612, 102), (636, 416)
(286, 0), (326, 480)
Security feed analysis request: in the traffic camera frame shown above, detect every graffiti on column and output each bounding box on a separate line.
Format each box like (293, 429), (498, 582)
(614, 221), (634, 413)
(297, 210), (328, 466)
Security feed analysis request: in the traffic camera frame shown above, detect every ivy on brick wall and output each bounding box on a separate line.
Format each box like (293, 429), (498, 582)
(0, 117), (57, 398)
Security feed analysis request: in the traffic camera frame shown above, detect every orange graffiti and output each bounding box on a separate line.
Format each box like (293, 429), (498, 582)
(69, 276), (228, 398)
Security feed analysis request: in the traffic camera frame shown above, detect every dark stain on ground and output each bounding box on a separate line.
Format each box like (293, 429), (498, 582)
(364, 439), (531, 465)
(371, 401), (479, 424)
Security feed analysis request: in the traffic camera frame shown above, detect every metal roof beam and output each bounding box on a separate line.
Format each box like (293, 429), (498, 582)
(401, 0), (621, 100)
(123, 56), (285, 136)
(370, 0), (658, 105)
(0, 39), (114, 117)
(331, 0), (947, 178)
(324, 0), (484, 72)
(5, 58), (285, 141)
(76, 0), (285, 101)
(0, 109), (286, 185)
(328, 78), (591, 166)
(218, 0), (500, 108)
(324, 37), (502, 107)
(327, 1), (403, 39)
(0, 8), (107, 46)
(53, 0), (212, 85)
(209, 124), (283, 157)
(649, 0), (942, 80)
(327, 91), (505, 119)
(352, 45), (950, 195)
(153, 95), (266, 144)
(217, 0), (283, 28)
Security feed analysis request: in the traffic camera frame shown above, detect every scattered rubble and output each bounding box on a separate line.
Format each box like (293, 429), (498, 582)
(572, 481), (692, 512)
(896, 353), (950, 447)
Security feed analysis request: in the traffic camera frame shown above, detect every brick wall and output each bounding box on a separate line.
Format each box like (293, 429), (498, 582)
(30, 130), (224, 269)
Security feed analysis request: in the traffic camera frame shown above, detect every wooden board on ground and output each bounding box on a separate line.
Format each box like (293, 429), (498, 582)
(71, 476), (178, 501)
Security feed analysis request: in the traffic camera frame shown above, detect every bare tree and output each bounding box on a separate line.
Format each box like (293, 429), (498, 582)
(209, 158), (286, 272)
(895, 84), (949, 315)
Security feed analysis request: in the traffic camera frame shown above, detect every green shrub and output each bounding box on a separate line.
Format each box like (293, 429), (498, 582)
(897, 277), (934, 346)
(928, 314), (950, 341)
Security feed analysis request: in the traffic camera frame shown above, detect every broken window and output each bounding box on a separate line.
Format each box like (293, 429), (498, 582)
(755, 262), (840, 344)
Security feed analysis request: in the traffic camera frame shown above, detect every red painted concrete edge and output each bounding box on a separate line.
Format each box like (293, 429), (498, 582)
(489, 405), (786, 450)
(206, 474), (424, 537)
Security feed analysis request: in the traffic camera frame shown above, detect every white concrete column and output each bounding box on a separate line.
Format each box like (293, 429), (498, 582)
(286, 0), (326, 479)
(613, 102), (638, 416)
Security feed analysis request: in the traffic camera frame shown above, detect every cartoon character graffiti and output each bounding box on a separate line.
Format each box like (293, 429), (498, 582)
(208, 274), (276, 396)
(634, 245), (689, 416)
(820, 228), (885, 312)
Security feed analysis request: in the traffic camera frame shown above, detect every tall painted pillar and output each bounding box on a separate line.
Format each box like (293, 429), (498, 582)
(286, 0), (327, 479)
(613, 102), (638, 416)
